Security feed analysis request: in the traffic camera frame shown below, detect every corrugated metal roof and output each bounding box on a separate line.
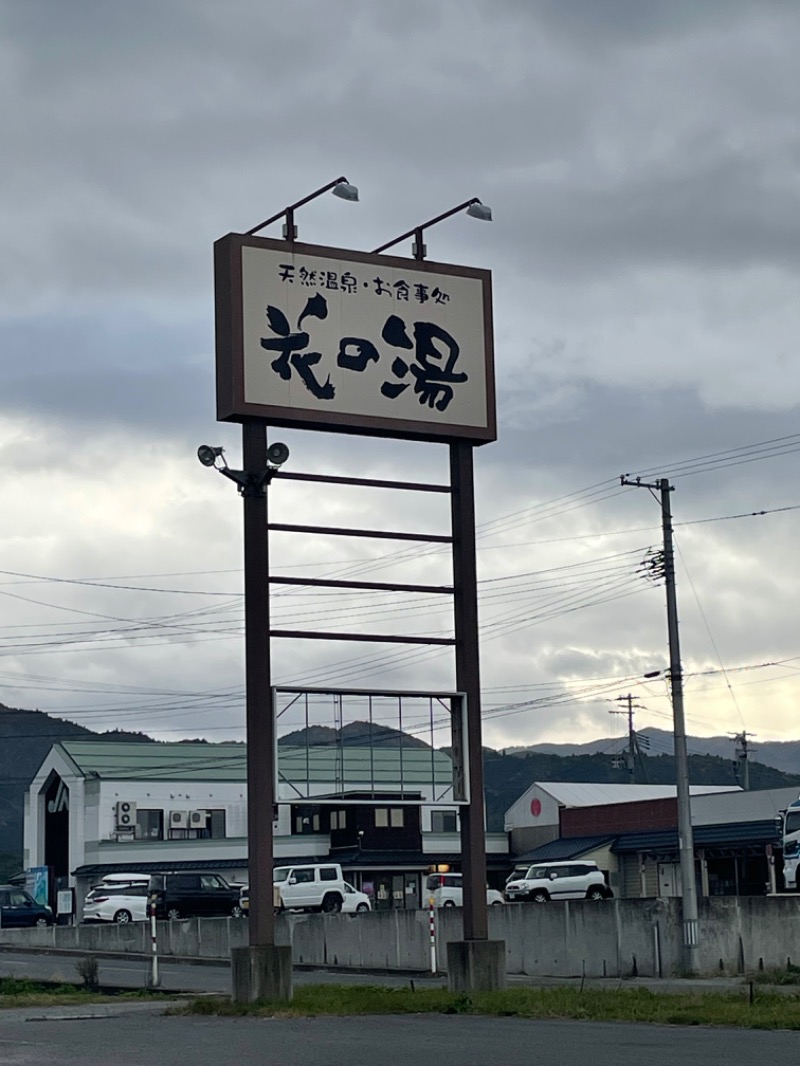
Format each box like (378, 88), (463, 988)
(59, 740), (452, 785)
(515, 835), (616, 863)
(612, 819), (780, 855)
(61, 741), (246, 781)
(73, 858), (250, 878)
(537, 783), (739, 807)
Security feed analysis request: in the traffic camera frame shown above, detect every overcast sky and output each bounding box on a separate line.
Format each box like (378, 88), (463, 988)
(1, 0), (799, 760)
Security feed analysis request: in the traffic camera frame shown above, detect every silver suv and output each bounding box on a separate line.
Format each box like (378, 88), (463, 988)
(504, 861), (612, 903)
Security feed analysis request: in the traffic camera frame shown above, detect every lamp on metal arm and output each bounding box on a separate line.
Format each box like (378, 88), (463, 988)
(244, 177), (360, 240)
(372, 197), (493, 261)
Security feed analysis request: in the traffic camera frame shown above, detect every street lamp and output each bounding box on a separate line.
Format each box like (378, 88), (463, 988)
(372, 197), (493, 260)
(245, 176), (359, 239)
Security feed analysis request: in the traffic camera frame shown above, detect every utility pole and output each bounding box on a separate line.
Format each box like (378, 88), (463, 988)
(610, 694), (639, 782)
(621, 475), (699, 973)
(731, 731), (755, 791)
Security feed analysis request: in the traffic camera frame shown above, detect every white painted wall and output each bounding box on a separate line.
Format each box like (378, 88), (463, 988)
(504, 784), (561, 832)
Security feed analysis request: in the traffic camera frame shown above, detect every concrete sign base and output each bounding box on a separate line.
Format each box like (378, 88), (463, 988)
(231, 944), (293, 1003)
(447, 939), (507, 992)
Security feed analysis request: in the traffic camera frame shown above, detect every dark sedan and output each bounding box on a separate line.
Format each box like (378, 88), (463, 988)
(0, 885), (53, 928)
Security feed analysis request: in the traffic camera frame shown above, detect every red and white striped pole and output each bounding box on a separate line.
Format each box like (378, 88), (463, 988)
(428, 896), (437, 974)
(149, 895), (160, 988)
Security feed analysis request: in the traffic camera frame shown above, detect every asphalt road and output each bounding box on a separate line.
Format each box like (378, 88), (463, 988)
(0, 947), (756, 997)
(0, 949), (444, 993)
(0, 1007), (798, 1066)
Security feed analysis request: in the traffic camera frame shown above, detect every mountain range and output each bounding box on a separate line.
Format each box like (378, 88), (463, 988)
(2, 703), (799, 877)
(506, 727), (800, 776)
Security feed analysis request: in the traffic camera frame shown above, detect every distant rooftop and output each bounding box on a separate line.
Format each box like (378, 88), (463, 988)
(57, 739), (452, 786)
(535, 782), (739, 807)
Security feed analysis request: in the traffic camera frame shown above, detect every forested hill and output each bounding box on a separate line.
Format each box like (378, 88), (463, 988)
(3, 707), (800, 874)
(482, 748), (800, 830)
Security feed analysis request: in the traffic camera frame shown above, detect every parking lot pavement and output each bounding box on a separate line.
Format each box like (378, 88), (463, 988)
(0, 1011), (799, 1066)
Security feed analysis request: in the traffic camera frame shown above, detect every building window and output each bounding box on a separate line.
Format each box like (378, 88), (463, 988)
(291, 806), (321, 834)
(431, 810), (458, 833)
(197, 810), (226, 839)
(330, 810), (347, 830)
(135, 810), (163, 841)
(375, 808), (404, 828)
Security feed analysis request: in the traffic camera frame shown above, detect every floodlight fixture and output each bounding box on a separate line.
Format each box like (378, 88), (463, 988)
(197, 439), (289, 496)
(197, 444), (226, 468)
(245, 176), (359, 239)
(266, 441), (290, 467)
(372, 197), (493, 260)
(466, 201), (492, 222)
(331, 181), (359, 203)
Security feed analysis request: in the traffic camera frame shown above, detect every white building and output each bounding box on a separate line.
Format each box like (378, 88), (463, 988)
(24, 739), (509, 913)
(504, 781), (738, 856)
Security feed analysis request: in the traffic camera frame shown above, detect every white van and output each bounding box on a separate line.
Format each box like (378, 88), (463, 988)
(425, 873), (505, 908)
(84, 873), (150, 903)
(88, 874), (149, 891)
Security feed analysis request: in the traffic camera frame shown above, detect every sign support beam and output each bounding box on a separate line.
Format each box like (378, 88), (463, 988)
(450, 440), (489, 942)
(242, 420), (275, 949)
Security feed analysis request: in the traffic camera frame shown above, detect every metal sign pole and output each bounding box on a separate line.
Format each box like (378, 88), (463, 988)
(242, 421), (275, 949)
(450, 440), (489, 942)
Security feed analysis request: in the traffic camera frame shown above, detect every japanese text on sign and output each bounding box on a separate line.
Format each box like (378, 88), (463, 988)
(215, 235), (495, 441)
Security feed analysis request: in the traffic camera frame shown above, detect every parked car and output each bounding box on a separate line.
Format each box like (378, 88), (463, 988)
(424, 873), (505, 908)
(240, 879), (370, 916)
(87, 873), (150, 892)
(273, 863), (348, 914)
(342, 882), (371, 913)
(83, 882), (149, 924)
(0, 885), (53, 928)
(504, 861), (612, 903)
(148, 872), (244, 920)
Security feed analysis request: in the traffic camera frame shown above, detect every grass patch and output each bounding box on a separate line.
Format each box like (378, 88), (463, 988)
(0, 976), (170, 1009)
(753, 965), (800, 986)
(174, 983), (800, 1029)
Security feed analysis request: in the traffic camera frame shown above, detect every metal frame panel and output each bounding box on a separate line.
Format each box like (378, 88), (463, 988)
(271, 686), (469, 806)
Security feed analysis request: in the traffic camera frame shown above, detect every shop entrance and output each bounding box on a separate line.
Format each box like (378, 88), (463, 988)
(42, 773), (69, 882)
(370, 873), (420, 910)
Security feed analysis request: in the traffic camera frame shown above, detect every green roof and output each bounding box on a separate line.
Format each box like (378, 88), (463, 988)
(59, 741), (247, 782)
(279, 745), (453, 790)
(58, 740), (453, 789)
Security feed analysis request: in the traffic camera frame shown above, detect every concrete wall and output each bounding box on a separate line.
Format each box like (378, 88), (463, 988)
(4, 897), (800, 977)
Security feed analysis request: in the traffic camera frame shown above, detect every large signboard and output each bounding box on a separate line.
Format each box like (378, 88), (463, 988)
(215, 234), (496, 443)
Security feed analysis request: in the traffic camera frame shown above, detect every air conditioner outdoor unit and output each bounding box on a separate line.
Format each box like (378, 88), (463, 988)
(115, 800), (137, 831)
(169, 810), (189, 828)
(189, 809), (207, 828)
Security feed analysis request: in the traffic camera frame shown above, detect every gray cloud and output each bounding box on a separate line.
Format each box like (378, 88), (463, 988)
(1, 0), (799, 749)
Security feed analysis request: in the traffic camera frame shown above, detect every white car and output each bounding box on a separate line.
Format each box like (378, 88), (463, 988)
(273, 863), (347, 913)
(240, 879), (370, 915)
(504, 861), (612, 903)
(83, 882), (150, 924)
(342, 882), (371, 913)
(425, 873), (505, 908)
